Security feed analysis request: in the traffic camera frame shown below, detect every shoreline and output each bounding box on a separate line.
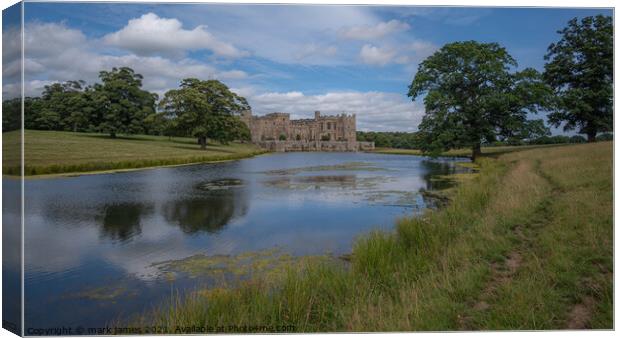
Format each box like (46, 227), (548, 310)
(368, 143), (574, 158)
(2, 143), (580, 179)
(4, 150), (272, 179)
(7, 149), (435, 179)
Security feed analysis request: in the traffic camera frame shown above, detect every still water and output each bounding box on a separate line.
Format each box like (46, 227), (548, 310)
(14, 152), (468, 328)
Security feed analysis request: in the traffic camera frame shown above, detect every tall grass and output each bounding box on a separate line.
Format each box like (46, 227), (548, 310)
(137, 142), (612, 331)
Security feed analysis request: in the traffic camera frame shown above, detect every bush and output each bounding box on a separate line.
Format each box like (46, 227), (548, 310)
(569, 135), (587, 143)
(597, 133), (613, 141)
(529, 135), (571, 145)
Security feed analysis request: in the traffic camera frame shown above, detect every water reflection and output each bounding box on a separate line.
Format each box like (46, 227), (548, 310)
(421, 159), (469, 190)
(264, 174), (377, 190)
(98, 203), (153, 242)
(22, 152), (469, 328)
(163, 194), (248, 234)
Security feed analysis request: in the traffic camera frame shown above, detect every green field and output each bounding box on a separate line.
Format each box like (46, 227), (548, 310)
(2, 130), (267, 176)
(138, 142), (612, 331)
(370, 144), (570, 157)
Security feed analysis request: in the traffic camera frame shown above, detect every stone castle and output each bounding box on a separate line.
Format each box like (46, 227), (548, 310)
(240, 110), (374, 152)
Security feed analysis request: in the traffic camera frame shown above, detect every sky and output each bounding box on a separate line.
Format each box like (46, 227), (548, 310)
(2, 2), (613, 132)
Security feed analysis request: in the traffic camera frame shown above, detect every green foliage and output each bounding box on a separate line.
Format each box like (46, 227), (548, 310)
(209, 114), (251, 144)
(94, 67), (158, 137)
(500, 119), (551, 145)
(159, 78), (251, 149)
(529, 135), (573, 145)
(279, 133), (287, 141)
(357, 131), (421, 149)
(142, 112), (168, 136)
(596, 133), (613, 142)
(2, 97), (21, 132)
(10, 69), (155, 136)
(544, 15), (613, 142)
(3, 70), (251, 149)
(29, 81), (91, 131)
(569, 135), (587, 143)
(408, 41), (551, 159)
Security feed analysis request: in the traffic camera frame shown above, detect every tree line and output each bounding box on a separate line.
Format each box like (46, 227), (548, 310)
(357, 130), (612, 149)
(2, 67), (251, 149)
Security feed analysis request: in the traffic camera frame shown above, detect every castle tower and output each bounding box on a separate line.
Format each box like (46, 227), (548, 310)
(240, 109), (252, 128)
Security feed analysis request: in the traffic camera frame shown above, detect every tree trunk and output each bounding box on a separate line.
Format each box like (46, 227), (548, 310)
(472, 143), (481, 161)
(587, 131), (597, 143)
(198, 136), (207, 150)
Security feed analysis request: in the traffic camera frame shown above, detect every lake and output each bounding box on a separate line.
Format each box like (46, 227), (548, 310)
(9, 152), (469, 328)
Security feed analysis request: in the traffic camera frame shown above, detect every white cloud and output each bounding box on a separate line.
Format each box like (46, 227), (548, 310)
(3, 21), (249, 99)
(359, 40), (438, 67)
(295, 43), (338, 62)
(173, 5), (379, 65)
(407, 40), (438, 59)
(2, 26), (22, 81)
(102, 12), (247, 58)
(4, 80), (55, 98)
(338, 19), (410, 40)
(247, 90), (424, 132)
(25, 21), (88, 56)
(393, 40), (439, 65)
(359, 44), (397, 66)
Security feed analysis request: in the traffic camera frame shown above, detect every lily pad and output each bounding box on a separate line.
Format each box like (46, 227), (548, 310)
(197, 178), (244, 191)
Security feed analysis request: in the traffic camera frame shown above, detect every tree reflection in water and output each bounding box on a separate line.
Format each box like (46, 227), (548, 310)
(163, 181), (248, 234)
(98, 203), (153, 242)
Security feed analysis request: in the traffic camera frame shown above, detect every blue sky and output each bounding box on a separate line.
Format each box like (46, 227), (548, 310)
(3, 2), (613, 132)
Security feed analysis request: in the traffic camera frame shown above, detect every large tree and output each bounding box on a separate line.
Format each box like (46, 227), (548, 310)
(543, 15), (613, 142)
(33, 81), (89, 131)
(408, 41), (550, 159)
(94, 67), (157, 138)
(159, 79), (250, 149)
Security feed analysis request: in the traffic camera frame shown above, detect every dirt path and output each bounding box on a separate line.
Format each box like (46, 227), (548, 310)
(458, 239), (525, 330)
(458, 160), (551, 330)
(565, 296), (596, 329)
(459, 157), (606, 330)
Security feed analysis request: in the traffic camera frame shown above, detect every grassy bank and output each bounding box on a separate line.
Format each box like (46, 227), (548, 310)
(370, 143), (569, 157)
(2, 130), (268, 176)
(139, 142), (612, 331)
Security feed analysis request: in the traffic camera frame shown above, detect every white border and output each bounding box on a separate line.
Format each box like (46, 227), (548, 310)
(0, 1), (616, 338)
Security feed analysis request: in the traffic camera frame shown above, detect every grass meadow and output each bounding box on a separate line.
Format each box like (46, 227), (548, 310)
(370, 143), (571, 157)
(137, 142), (612, 331)
(2, 130), (267, 176)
